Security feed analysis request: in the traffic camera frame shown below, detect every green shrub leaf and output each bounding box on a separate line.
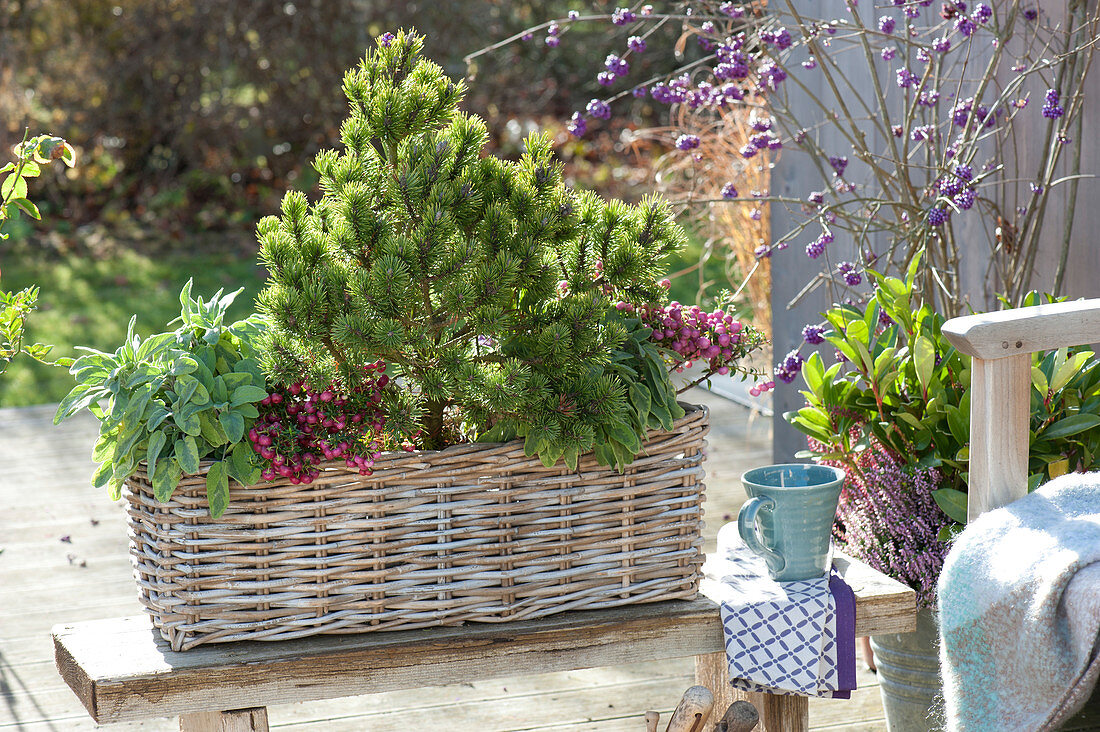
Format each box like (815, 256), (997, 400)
(146, 430), (167, 480)
(206, 461), (230, 518)
(1042, 413), (1100, 440)
(153, 458), (181, 502)
(932, 487), (969, 524)
(175, 436), (201, 475)
(230, 385), (267, 406)
(219, 410), (245, 444)
(914, 336), (935, 396)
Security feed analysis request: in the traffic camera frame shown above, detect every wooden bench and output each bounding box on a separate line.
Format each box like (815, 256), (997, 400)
(53, 553), (914, 732)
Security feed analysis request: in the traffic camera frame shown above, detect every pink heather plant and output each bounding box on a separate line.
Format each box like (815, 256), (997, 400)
(815, 436), (950, 610)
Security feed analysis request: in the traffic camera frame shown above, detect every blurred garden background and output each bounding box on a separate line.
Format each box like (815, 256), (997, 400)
(0, 0), (765, 408)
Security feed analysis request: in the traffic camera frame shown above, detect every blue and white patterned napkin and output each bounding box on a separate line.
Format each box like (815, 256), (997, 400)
(701, 522), (857, 698)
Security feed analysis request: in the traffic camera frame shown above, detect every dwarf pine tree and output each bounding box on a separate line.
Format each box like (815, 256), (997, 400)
(256, 30), (686, 459)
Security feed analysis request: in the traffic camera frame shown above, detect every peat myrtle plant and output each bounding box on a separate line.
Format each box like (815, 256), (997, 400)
(257, 29), (764, 469)
(54, 283), (270, 517)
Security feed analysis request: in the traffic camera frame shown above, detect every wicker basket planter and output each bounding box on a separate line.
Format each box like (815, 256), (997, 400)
(125, 404), (710, 651)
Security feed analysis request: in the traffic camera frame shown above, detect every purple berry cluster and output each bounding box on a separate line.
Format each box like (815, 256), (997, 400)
(926, 205), (949, 227)
(933, 163), (976, 214)
(774, 349), (805, 384)
(950, 97), (997, 128)
(719, 2), (744, 18)
(675, 134), (701, 151)
(250, 363), (391, 485)
(806, 231), (834, 259)
(955, 13), (977, 37)
(837, 261), (862, 287)
(896, 67), (918, 88)
(611, 7), (636, 25)
(802, 324), (826, 345)
(567, 112), (587, 137)
(760, 27), (793, 51)
(637, 301), (748, 376)
(586, 99), (611, 120)
(604, 53), (630, 78)
(758, 61), (787, 89)
(1043, 89), (1065, 119)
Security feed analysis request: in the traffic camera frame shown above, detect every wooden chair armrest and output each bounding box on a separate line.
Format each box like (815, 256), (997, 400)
(941, 298), (1100, 360)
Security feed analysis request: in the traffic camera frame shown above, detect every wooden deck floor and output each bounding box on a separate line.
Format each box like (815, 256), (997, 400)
(0, 389), (887, 730)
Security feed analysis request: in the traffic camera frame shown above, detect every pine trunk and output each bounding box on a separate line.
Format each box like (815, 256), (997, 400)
(424, 399), (445, 449)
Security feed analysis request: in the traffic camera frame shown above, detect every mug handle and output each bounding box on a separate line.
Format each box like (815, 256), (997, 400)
(737, 496), (785, 574)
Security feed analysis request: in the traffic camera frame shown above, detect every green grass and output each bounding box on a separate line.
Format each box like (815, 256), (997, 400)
(664, 232), (738, 309)
(1, 248), (267, 408)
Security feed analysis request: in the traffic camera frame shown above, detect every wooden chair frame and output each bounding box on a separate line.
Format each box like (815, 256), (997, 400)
(942, 298), (1100, 518)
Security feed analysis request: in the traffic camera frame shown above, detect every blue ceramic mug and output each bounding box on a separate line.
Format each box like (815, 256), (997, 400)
(737, 463), (846, 581)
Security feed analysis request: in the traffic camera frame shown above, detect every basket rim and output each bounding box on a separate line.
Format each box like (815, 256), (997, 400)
(137, 401), (709, 479)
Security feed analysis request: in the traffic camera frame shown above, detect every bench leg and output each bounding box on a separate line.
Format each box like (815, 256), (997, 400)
(695, 651), (808, 732)
(179, 707), (269, 732)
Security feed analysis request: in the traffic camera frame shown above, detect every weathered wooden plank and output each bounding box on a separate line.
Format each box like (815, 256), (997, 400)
(942, 299), (1100, 361)
(0, 561), (133, 595)
(12, 665), (688, 731)
(179, 708), (268, 732)
(0, 580), (136, 618)
(258, 661), (691, 730)
(1, 598), (145, 639)
(276, 674), (686, 732)
(54, 601), (724, 724)
(4, 655), (692, 729)
(0, 671), (686, 732)
(834, 554), (917, 637)
(809, 722), (886, 732)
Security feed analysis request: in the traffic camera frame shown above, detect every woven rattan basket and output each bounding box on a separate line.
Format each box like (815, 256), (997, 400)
(124, 404), (709, 651)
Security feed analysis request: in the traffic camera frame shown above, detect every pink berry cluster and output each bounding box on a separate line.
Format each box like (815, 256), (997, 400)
(749, 380), (775, 397)
(634, 301), (747, 375)
(249, 361), (391, 485)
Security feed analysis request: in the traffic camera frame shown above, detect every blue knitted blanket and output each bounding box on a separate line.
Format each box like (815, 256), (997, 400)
(938, 473), (1100, 730)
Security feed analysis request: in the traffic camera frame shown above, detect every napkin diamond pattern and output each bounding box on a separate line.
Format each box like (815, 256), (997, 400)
(700, 523), (856, 699)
